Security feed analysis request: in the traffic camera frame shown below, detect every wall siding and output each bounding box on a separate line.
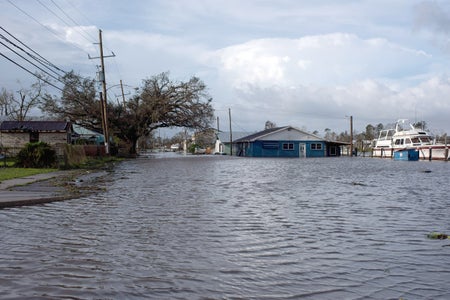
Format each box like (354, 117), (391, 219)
(241, 140), (326, 158)
(1, 132), (69, 156)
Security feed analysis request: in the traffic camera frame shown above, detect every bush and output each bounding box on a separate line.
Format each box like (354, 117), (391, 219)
(15, 142), (57, 168)
(188, 143), (198, 154)
(60, 144), (87, 169)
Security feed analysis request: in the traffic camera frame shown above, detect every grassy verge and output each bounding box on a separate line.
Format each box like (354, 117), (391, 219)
(0, 168), (57, 181)
(0, 156), (123, 182)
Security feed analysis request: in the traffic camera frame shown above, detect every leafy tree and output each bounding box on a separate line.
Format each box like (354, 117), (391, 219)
(364, 124), (375, 140)
(265, 120), (276, 129)
(375, 123), (384, 136)
(41, 71), (214, 155)
(110, 73), (214, 154)
(413, 121), (427, 130)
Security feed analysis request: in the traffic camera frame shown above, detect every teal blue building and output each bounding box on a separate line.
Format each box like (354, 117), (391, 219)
(234, 126), (343, 158)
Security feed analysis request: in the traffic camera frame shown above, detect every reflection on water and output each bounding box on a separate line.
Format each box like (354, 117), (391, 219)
(1, 154), (449, 299)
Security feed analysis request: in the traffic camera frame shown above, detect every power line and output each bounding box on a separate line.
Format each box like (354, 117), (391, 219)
(36, 0), (96, 44)
(50, 0), (97, 42)
(0, 39), (62, 83)
(63, 0), (96, 28)
(0, 28), (65, 77)
(36, 0), (73, 27)
(7, 0), (92, 56)
(0, 51), (63, 92)
(5, 0), (120, 97)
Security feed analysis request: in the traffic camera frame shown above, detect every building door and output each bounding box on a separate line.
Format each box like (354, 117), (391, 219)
(330, 146), (337, 156)
(299, 143), (306, 158)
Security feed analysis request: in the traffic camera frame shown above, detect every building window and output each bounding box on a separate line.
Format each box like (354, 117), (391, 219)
(282, 143), (294, 150)
(310, 143), (322, 150)
(263, 142), (279, 149)
(30, 132), (39, 143)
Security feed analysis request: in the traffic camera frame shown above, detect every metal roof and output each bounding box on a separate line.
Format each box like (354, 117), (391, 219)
(234, 127), (288, 142)
(234, 126), (326, 142)
(0, 121), (71, 132)
(217, 131), (252, 143)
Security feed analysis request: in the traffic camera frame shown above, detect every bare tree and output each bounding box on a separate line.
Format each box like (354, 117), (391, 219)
(1, 79), (44, 121)
(40, 71), (101, 129)
(0, 88), (13, 116)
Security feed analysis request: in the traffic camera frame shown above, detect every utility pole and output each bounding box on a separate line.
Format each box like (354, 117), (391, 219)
(120, 79), (126, 107)
(350, 115), (353, 157)
(89, 29), (115, 154)
(229, 108), (233, 156)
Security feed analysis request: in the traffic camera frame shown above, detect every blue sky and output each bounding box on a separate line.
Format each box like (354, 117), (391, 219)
(1, 0), (450, 136)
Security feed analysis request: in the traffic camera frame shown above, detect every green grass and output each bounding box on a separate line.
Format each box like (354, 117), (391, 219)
(0, 156), (122, 182)
(0, 167), (58, 182)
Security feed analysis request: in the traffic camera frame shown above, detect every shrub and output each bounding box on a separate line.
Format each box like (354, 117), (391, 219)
(188, 143), (198, 154)
(60, 144), (87, 169)
(15, 142), (57, 168)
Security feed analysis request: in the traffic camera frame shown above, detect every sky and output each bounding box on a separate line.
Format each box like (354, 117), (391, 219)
(1, 0), (450, 137)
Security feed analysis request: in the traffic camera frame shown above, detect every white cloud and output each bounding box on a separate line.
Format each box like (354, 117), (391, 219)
(203, 33), (449, 133)
(1, 0), (450, 134)
(210, 33), (433, 91)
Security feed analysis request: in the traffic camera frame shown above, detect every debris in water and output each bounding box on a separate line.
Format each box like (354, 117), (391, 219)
(427, 232), (449, 239)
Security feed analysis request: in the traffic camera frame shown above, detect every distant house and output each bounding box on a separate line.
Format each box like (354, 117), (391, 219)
(72, 124), (104, 145)
(234, 126), (344, 158)
(214, 131), (252, 155)
(0, 120), (72, 155)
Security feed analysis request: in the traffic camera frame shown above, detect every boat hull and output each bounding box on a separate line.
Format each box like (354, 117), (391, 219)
(372, 145), (449, 161)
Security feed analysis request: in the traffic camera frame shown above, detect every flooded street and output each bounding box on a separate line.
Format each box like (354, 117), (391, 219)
(1, 154), (450, 299)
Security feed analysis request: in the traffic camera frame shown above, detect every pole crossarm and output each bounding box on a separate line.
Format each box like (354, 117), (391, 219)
(88, 52), (116, 60)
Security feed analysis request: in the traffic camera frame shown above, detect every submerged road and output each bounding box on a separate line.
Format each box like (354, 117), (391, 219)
(1, 154), (449, 299)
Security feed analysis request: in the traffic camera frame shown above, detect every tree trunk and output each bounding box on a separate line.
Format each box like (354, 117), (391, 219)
(129, 137), (138, 156)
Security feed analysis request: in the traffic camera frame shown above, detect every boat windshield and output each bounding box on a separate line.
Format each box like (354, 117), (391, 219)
(411, 136), (432, 145)
(419, 137), (432, 144)
(378, 129), (395, 140)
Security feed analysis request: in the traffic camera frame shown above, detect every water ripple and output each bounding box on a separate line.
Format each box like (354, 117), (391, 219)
(1, 156), (449, 299)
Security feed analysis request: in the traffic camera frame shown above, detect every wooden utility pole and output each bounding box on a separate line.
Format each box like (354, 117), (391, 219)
(120, 79), (126, 107)
(89, 29), (115, 154)
(350, 115), (353, 156)
(229, 108), (233, 156)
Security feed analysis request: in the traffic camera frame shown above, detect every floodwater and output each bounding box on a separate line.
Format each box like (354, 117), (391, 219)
(1, 154), (450, 299)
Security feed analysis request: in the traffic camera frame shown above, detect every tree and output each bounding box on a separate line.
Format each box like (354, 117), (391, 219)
(413, 121), (427, 130)
(40, 71), (102, 130)
(324, 128), (337, 140)
(375, 123), (384, 137)
(1, 79), (44, 121)
(111, 72), (214, 154)
(364, 124), (375, 141)
(265, 120), (276, 129)
(41, 71), (214, 155)
(0, 88), (13, 116)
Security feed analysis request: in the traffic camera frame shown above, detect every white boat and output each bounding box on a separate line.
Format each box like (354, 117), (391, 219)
(372, 119), (449, 160)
